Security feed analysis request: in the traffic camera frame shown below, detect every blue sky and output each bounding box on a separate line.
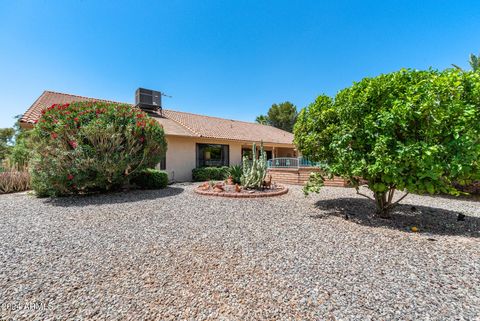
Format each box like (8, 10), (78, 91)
(0, 0), (479, 128)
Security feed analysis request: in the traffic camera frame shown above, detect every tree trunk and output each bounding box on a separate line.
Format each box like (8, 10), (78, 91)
(374, 191), (392, 219)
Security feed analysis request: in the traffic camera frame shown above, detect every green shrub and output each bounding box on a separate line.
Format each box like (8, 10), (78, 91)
(295, 68), (480, 218)
(132, 168), (168, 189)
(192, 166), (229, 182)
(29, 101), (167, 197)
(0, 171), (30, 194)
(227, 165), (242, 184)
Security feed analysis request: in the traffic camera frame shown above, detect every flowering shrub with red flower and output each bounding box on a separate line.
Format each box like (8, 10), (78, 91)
(29, 101), (167, 196)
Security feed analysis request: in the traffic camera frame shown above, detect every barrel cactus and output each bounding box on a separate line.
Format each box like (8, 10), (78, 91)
(241, 142), (268, 189)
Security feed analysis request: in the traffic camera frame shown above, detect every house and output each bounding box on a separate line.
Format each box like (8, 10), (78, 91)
(20, 90), (297, 182)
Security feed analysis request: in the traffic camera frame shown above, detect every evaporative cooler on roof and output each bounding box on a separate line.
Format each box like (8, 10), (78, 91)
(135, 88), (162, 115)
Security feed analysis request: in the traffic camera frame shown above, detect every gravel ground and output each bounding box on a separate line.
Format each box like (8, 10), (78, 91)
(0, 184), (479, 320)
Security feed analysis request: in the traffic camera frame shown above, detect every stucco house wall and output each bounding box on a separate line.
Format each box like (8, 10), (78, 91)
(165, 136), (243, 182)
(164, 136), (297, 182)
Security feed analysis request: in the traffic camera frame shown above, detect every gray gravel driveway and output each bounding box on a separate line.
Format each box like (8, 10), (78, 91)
(0, 184), (479, 320)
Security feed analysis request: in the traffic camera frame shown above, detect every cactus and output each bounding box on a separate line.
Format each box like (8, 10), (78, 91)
(241, 142), (268, 189)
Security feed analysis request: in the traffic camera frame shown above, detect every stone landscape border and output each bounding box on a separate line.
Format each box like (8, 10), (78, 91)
(194, 184), (289, 198)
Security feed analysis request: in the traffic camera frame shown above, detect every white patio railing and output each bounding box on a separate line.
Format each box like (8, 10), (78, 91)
(267, 157), (322, 168)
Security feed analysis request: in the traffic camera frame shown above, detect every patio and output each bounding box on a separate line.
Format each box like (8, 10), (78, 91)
(0, 184), (478, 319)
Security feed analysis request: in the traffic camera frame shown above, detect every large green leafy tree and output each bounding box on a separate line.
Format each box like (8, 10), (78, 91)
(256, 101), (297, 132)
(294, 69), (480, 218)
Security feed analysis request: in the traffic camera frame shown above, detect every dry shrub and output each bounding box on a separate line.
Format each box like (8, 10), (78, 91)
(453, 181), (480, 195)
(0, 170), (30, 194)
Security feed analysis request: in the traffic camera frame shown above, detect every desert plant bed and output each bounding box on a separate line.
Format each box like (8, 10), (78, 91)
(194, 181), (288, 198)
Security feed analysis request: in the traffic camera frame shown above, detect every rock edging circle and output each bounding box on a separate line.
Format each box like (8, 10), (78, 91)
(194, 184), (289, 198)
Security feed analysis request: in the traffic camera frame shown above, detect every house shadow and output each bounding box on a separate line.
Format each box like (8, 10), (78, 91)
(312, 197), (480, 238)
(44, 186), (185, 207)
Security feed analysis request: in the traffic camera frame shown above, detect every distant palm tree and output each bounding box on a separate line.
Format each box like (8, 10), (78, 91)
(255, 115), (269, 125)
(469, 53), (479, 71)
(452, 52), (479, 71)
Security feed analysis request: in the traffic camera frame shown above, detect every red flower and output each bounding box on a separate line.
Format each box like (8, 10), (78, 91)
(34, 120), (38, 124)
(69, 141), (78, 149)
(51, 132), (58, 139)
(139, 136), (145, 143)
(74, 117), (79, 122)
(67, 174), (74, 180)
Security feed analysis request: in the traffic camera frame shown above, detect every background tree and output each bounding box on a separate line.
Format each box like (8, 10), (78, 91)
(256, 101), (298, 132)
(294, 69), (480, 218)
(7, 115), (33, 169)
(0, 127), (15, 162)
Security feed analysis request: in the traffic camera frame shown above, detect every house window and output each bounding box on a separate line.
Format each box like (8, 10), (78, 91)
(196, 144), (229, 167)
(158, 152), (166, 170)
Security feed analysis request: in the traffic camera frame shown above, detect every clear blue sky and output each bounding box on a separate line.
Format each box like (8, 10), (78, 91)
(1, 0), (479, 128)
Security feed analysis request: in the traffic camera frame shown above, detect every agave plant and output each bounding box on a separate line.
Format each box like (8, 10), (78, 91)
(227, 165), (242, 184)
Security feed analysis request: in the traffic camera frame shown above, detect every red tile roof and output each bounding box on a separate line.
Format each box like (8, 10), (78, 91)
(20, 91), (294, 145)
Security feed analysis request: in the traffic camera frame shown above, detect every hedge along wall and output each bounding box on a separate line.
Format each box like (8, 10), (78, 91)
(29, 101), (167, 197)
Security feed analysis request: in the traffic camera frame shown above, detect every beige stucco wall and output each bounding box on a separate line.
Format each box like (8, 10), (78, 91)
(164, 136), (244, 182)
(164, 135), (295, 182)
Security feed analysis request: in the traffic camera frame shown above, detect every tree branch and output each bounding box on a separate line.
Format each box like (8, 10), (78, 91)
(386, 192), (409, 209)
(355, 187), (374, 201)
(387, 188), (395, 204)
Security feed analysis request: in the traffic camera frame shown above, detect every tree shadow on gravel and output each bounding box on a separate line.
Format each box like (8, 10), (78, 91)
(312, 197), (480, 238)
(44, 186), (185, 207)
